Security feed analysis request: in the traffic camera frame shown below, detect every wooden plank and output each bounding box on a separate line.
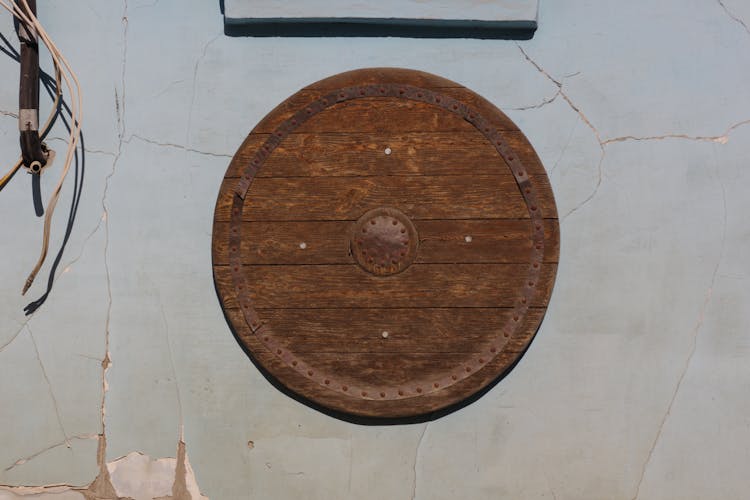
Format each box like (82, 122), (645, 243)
(214, 263), (557, 309)
(212, 219), (559, 265)
(214, 175), (542, 221)
(224, 131), (548, 179)
(304, 67), (463, 90)
(225, 307), (545, 354)
(253, 90), (518, 135)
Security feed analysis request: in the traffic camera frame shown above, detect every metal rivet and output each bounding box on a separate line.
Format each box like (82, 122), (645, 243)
(528, 281), (534, 287)
(384, 147), (392, 155)
(299, 242), (307, 249)
(307, 370), (314, 376)
(434, 382), (439, 388)
(292, 360), (298, 366)
(416, 387), (423, 393)
(531, 205), (538, 211)
(504, 331), (510, 338)
(517, 171), (524, 176)
(465, 366), (472, 372)
(362, 391), (368, 397)
(276, 349), (282, 355)
(342, 385), (348, 391)
(381, 330), (389, 339)
(324, 379), (330, 384)
(380, 392), (386, 398)
(451, 374), (458, 380)
(513, 315), (519, 322)
(465, 235), (473, 243)
(398, 389), (404, 396)
(370, 220), (376, 225)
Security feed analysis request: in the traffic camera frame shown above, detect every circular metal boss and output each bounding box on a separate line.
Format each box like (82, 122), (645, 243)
(212, 68), (560, 420)
(351, 207), (418, 276)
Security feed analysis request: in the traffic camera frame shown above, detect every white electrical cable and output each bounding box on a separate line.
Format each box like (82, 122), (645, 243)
(0, 0), (82, 295)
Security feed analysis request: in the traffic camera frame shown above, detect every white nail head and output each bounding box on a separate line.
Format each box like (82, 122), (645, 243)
(384, 147), (392, 155)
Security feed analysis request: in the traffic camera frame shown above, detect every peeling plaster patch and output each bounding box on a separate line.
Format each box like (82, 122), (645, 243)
(0, 442), (206, 500)
(108, 443), (207, 500)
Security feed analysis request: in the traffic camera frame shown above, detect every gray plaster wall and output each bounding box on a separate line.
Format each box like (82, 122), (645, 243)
(1, 1), (749, 498)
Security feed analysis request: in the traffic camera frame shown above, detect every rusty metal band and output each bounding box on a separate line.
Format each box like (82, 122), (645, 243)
(228, 84), (546, 401)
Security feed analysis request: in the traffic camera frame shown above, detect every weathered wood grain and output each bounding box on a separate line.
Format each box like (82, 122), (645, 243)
(214, 263), (556, 309)
(212, 68), (559, 419)
(224, 307), (545, 354)
(214, 174), (556, 221)
(304, 68), (462, 90)
(224, 131), (549, 179)
(212, 219), (559, 265)
(253, 89), (518, 134)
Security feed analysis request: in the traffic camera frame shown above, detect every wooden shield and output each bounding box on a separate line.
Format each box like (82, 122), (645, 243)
(213, 68), (559, 420)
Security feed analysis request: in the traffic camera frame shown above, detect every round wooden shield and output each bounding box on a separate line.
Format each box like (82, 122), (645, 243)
(213, 68), (559, 420)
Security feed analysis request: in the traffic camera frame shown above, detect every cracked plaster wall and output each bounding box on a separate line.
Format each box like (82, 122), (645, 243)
(1, 1), (750, 499)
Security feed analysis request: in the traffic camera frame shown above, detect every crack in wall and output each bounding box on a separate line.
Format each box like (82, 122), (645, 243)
(4, 435), (97, 473)
(126, 134), (232, 159)
(185, 35), (220, 153)
(516, 44), (606, 220)
(629, 157), (728, 500)
(160, 302), (184, 441)
(1, 109), (18, 118)
(516, 45), (747, 222)
(508, 89), (561, 111)
(411, 424), (429, 500)
(602, 119), (750, 146)
(717, 0), (750, 36)
(27, 325), (70, 448)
